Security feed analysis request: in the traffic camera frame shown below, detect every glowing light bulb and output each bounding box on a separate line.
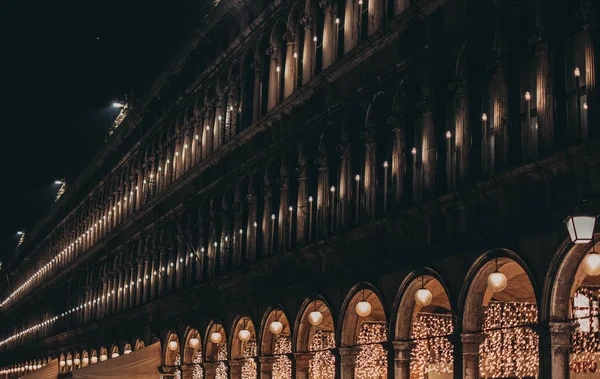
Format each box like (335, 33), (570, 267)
(270, 320), (283, 334)
(525, 91), (531, 101)
(308, 310), (323, 326)
(189, 337), (200, 348)
(335, 17), (340, 24)
(210, 332), (222, 344)
(168, 340), (178, 351)
(238, 329), (251, 342)
(446, 130), (452, 139)
(481, 113), (488, 122)
(487, 271), (508, 292)
(414, 288), (433, 307)
(91, 356), (98, 364)
(575, 67), (581, 77)
(355, 300), (372, 317)
(583, 252), (600, 276)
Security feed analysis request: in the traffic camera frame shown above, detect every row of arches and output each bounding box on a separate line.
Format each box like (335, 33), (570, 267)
(4, 239), (599, 379)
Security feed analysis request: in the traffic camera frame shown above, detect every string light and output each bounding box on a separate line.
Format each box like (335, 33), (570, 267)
(241, 341), (257, 379)
(192, 350), (204, 379)
(309, 331), (335, 379)
(571, 286), (600, 373)
(273, 336), (292, 379)
(479, 301), (538, 378)
(174, 354), (182, 379)
(215, 343), (228, 379)
(410, 313), (453, 378)
(355, 322), (387, 379)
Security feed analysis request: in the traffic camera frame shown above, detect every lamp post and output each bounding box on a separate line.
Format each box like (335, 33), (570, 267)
(383, 161), (388, 213)
(330, 186), (336, 233)
(308, 196), (314, 242)
(525, 91), (532, 158)
(575, 67), (583, 139)
(355, 175), (360, 224)
(288, 206), (293, 249)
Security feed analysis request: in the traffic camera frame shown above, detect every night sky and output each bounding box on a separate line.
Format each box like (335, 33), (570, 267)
(0, 0), (199, 265)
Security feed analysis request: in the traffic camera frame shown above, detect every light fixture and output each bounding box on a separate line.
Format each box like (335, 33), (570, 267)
(481, 113), (488, 122)
(124, 348), (132, 355)
(54, 180), (64, 185)
(411, 147), (417, 155)
(276, 66), (281, 72)
(90, 356), (98, 364)
(269, 320), (283, 335)
(584, 102), (589, 110)
(414, 277), (433, 307)
(168, 340), (178, 351)
(238, 329), (251, 342)
(112, 102), (125, 108)
(100, 354), (108, 362)
(189, 337), (200, 348)
(111, 353), (119, 359)
(59, 361), (66, 367)
(74, 358), (80, 366)
(308, 309), (323, 326)
(565, 212), (596, 244)
(583, 242), (600, 276)
(487, 259), (508, 293)
(524, 91), (531, 101)
(355, 174), (360, 182)
(335, 17), (340, 24)
(82, 357), (89, 365)
(313, 36), (317, 42)
(445, 130), (452, 139)
(355, 290), (372, 317)
(210, 331), (222, 344)
(575, 67), (581, 78)
(293, 52), (298, 58)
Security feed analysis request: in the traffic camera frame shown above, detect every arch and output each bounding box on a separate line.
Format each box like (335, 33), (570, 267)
(82, 350), (90, 367)
(164, 331), (181, 366)
(338, 282), (387, 347)
(294, 296), (336, 352)
(261, 306), (293, 379)
(99, 346), (108, 362)
(230, 314), (258, 360)
(205, 320), (228, 361)
(183, 326), (203, 379)
(460, 250), (539, 378)
(110, 344), (120, 359)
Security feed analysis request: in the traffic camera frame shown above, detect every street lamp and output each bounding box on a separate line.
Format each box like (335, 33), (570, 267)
(565, 212), (596, 244)
(112, 102), (126, 108)
(54, 180), (64, 185)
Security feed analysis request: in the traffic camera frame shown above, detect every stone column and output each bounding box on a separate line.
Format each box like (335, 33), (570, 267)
(321, 1), (336, 69)
(267, 46), (280, 110)
(315, 152), (330, 240)
(213, 97), (225, 151)
(233, 201), (243, 268)
(196, 219), (205, 283)
(283, 31), (297, 98)
(246, 193), (258, 263)
(336, 142), (351, 229)
(296, 165), (309, 245)
(262, 185), (273, 255)
(301, 14), (315, 85)
(339, 347), (356, 379)
(252, 59), (262, 122)
(258, 357), (273, 379)
(363, 127), (376, 221)
(150, 256), (158, 300)
(368, 0), (383, 35)
(205, 362), (217, 379)
(392, 341), (415, 379)
(294, 353), (311, 379)
(530, 28), (555, 152)
(420, 97), (436, 197)
(207, 215), (217, 279)
(230, 360), (242, 379)
(491, 54), (509, 168)
(182, 365), (196, 379)
(582, 0), (598, 137)
(451, 80), (470, 183)
(461, 333), (485, 379)
(277, 176), (290, 252)
(538, 322), (574, 379)
(220, 211), (230, 271)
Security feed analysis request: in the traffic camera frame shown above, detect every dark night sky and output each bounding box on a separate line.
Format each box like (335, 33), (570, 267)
(0, 0), (199, 264)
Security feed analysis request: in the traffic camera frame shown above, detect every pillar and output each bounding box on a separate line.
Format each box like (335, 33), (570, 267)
(363, 127), (376, 220)
(246, 193), (258, 263)
(492, 54), (508, 168)
(420, 97), (436, 197)
(302, 15), (315, 84)
(233, 201), (243, 268)
(539, 322), (573, 379)
(322, 2), (336, 69)
(316, 152), (330, 239)
(252, 58), (262, 122)
(582, 1), (598, 136)
(339, 348), (356, 379)
(391, 118), (406, 205)
(337, 142), (351, 229)
(262, 185), (273, 255)
(452, 79), (470, 183)
(461, 333), (485, 379)
(277, 176), (289, 252)
(296, 165), (309, 245)
(392, 341), (415, 379)
(533, 29), (555, 152)
(267, 46), (280, 110)
(258, 357), (273, 379)
(283, 31), (297, 98)
(294, 353), (310, 379)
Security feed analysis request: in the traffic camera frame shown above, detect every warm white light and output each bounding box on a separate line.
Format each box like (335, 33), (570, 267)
(414, 288), (433, 307)
(313, 36), (317, 42)
(584, 102), (588, 110)
(218, 115), (222, 121)
(270, 320), (283, 334)
(91, 356), (98, 364)
(481, 113), (488, 122)
(446, 130), (452, 139)
(330, 186), (335, 193)
(383, 161), (388, 168)
(238, 329), (251, 342)
(168, 340), (179, 351)
(239, 229), (243, 235)
(487, 271), (508, 292)
(411, 147), (417, 155)
(583, 252), (600, 276)
(524, 91), (531, 101)
(355, 300), (372, 317)
(566, 215), (596, 244)
(309, 196), (313, 203)
(82, 357), (89, 364)
(189, 337), (200, 348)
(575, 67), (581, 78)
(210, 332), (222, 344)
(308, 310), (323, 326)
(271, 214), (276, 220)
(253, 221), (258, 227)
(111, 353), (119, 359)
(54, 180), (64, 185)
(112, 102), (125, 108)
(100, 354), (108, 362)
(124, 348), (132, 355)
(59, 361), (66, 367)
(276, 66), (281, 72)
(355, 174), (360, 182)
(293, 52), (298, 58)
(335, 17), (340, 24)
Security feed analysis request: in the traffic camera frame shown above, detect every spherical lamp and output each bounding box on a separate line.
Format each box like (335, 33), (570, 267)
(168, 341), (178, 351)
(67, 359), (73, 366)
(82, 357), (89, 365)
(269, 320), (283, 335)
(111, 353), (119, 359)
(210, 332), (222, 344)
(355, 300), (372, 317)
(308, 311), (323, 326)
(90, 356), (98, 364)
(583, 252), (600, 276)
(100, 354), (108, 362)
(74, 358), (80, 366)
(59, 361), (66, 367)
(414, 288), (433, 307)
(487, 271), (508, 293)
(238, 329), (251, 342)
(124, 348), (132, 355)
(189, 337), (200, 349)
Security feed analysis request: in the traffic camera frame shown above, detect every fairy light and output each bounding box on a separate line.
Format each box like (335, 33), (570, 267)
(355, 322), (387, 379)
(215, 342), (228, 379)
(273, 336), (292, 379)
(571, 286), (600, 373)
(309, 331), (335, 379)
(479, 301), (538, 378)
(241, 341), (257, 379)
(410, 313), (454, 379)
(174, 354), (182, 379)
(193, 350), (204, 379)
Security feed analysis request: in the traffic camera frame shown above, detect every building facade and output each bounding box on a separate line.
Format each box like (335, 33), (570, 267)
(0, 0), (599, 378)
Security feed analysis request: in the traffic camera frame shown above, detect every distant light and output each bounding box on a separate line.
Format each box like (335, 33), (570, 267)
(112, 102), (125, 108)
(17, 231), (24, 236)
(335, 18), (340, 24)
(54, 180), (64, 185)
